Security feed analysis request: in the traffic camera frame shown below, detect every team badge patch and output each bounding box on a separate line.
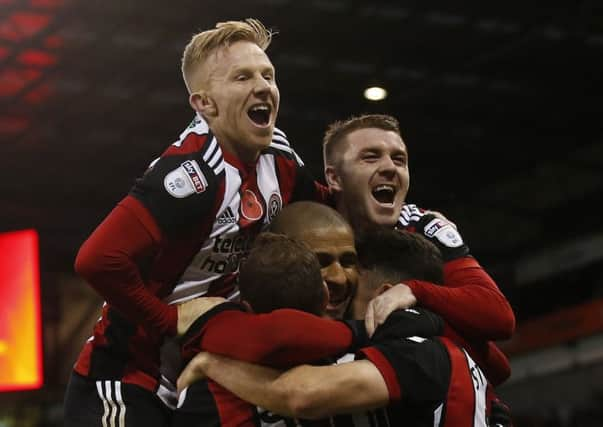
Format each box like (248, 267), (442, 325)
(424, 218), (464, 248)
(267, 192), (282, 223)
(164, 160), (207, 198)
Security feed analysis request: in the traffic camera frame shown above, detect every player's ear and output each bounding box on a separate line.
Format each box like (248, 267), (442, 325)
(324, 164), (342, 192)
(190, 91), (217, 117)
(240, 300), (254, 313)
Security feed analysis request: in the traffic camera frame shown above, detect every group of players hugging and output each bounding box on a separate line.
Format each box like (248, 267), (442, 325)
(63, 18), (516, 427)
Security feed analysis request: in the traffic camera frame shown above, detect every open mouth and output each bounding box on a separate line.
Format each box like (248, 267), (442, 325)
(327, 284), (351, 310)
(371, 184), (396, 206)
(247, 103), (271, 127)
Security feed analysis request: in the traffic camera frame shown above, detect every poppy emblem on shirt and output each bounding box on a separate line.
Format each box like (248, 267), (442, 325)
(240, 189), (264, 222)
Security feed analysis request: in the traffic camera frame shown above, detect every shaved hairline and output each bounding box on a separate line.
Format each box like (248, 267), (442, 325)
(269, 201), (352, 239)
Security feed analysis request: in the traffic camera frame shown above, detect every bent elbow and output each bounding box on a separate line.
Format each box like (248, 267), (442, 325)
(488, 302), (516, 340)
(74, 240), (100, 280)
(500, 307), (516, 339)
(74, 238), (124, 285)
(496, 300), (515, 340)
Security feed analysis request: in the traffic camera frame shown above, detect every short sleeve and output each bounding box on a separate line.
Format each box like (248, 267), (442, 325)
(360, 337), (450, 404)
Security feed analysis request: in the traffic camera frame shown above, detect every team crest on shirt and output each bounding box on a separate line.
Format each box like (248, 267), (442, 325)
(424, 218), (464, 248)
(164, 160), (207, 198)
(267, 192), (282, 223)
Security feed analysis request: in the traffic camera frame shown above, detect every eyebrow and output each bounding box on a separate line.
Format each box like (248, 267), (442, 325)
(231, 64), (274, 74)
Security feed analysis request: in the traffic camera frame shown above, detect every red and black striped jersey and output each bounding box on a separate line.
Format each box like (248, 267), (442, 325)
(395, 206), (515, 385)
(174, 304), (482, 427)
(395, 205), (515, 341)
(73, 114), (327, 392)
(173, 303), (356, 427)
(351, 335), (489, 427)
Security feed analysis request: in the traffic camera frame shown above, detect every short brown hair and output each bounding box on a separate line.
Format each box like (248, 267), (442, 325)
(322, 114), (401, 167)
(181, 18), (273, 93)
(239, 232), (325, 316)
(356, 226), (444, 290)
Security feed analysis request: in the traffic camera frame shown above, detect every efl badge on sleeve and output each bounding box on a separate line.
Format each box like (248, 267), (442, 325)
(424, 218), (464, 248)
(164, 160), (207, 198)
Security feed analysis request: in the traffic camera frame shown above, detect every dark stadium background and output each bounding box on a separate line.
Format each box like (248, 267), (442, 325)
(1, 0), (602, 425)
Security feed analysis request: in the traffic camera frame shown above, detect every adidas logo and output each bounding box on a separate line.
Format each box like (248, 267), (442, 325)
(217, 207), (237, 225)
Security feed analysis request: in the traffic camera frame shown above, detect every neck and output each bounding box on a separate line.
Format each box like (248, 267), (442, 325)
(213, 131), (260, 165)
(335, 198), (370, 234)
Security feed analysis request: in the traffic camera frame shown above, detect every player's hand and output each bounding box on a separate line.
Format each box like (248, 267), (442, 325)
(177, 351), (211, 394)
(365, 283), (417, 337)
(399, 204), (456, 229)
(425, 209), (457, 228)
(177, 297), (226, 336)
(399, 204), (469, 261)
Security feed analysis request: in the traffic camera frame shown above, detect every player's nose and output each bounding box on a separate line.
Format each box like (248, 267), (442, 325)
(378, 155), (397, 173)
(322, 262), (347, 287)
(252, 75), (272, 96)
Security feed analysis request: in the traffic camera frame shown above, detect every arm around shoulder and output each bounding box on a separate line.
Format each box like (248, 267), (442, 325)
(192, 353), (389, 420)
(273, 360), (390, 419)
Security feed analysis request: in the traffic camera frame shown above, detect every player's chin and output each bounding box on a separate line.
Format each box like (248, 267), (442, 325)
(325, 302), (348, 320)
(368, 206), (399, 227)
(244, 132), (272, 153)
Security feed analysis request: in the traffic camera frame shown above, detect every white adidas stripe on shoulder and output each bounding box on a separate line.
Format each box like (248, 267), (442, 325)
(272, 127), (288, 144)
(268, 141), (305, 166)
(272, 133), (290, 147)
(201, 136), (225, 175)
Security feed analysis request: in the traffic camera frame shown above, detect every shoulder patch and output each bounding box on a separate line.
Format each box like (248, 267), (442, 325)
(424, 218), (464, 248)
(164, 160), (208, 198)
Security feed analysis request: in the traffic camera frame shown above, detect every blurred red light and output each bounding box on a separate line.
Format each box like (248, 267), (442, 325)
(0, 229), (43, 392)
(44, 34), (63, 49)
(0, 12), (50, 42)
(18, 49), (57, 67)
(0, 68), (42, 97)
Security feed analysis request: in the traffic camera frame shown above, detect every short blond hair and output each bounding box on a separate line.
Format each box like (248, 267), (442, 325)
(181, 18), (273, 93)
(323, 114), (401, 167)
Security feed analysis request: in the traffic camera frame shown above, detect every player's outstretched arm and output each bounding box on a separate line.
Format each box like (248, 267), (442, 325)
(178, 352), (389, 419)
